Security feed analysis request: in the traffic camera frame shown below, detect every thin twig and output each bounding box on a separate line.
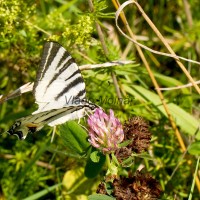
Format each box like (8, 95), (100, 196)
(156, 80), (200, 91)
(75, 51), (95, 64)
(115, 0), (200, 94)
(80, 60), (134, 70)
(114, 0), (187, 151)
(0, 154), (54, 170)
(115, 2), (200, 65)
(112, 0), (200, 191)
(0, 61), (132, 103)
(87, 0), (124, 104)
(182, 0), (193, 27)
(182, 0), (200, 60)
(25, 20), (51, 36)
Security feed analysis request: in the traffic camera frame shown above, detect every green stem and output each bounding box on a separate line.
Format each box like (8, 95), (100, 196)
(188, 157), (200, 200)
(106, 154), (111, 170)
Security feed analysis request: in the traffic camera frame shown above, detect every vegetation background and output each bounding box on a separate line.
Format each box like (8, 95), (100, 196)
(0, 0), (200, 199)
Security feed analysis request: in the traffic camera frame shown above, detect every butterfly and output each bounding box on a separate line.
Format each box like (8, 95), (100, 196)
(8, 41), (97, 139)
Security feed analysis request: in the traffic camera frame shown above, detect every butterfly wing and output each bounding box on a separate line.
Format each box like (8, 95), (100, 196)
(33, 41), (86, 114)
(7, 105), (89, 139)
(8, 42), (97, 139)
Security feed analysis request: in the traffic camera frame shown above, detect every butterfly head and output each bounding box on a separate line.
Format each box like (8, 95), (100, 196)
(90, 103), (99, 111)
(8, 119), (38, 140)
(84, 100), (99, 112)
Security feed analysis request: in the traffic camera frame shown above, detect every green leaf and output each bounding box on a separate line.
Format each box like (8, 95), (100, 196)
(123, 85), (200, 139)
(88, 194), (115, 200)
(188, 142), (200, 155)
(62, 167), (99, 198)
(58, 121), (90, 155)
(50, 0), (78, 16)
(10, 139), (50, 198)
(90, 151), (101, 162)
(118, 140), (131, 147)
(132, 153), (154, 160)
(22, 183), (62, 200)
(85, 151), (106, 178)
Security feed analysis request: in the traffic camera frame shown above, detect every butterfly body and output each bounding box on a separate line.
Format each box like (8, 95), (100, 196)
(8, 42), (97, 139)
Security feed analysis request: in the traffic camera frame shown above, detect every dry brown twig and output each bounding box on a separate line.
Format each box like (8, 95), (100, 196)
(115, 0), (200, 94)
(88, 0), (124, 104)
(112, 0), (200, 191)
(0, 154), (54, 170)
(157, 80), (200, 91)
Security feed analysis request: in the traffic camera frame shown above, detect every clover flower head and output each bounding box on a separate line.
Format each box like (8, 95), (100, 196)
(88, 108), (124, 154)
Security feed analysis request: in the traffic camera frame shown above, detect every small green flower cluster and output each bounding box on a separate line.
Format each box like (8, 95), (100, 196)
(62, 15), (95, 48)
(0, 0), (35, 38)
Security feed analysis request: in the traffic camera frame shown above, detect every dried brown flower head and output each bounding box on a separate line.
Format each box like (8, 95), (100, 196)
(131, 170), (162, 199)
(123, 117), (151, 153)
(96, 182), (107, 195)
(96, 170), (162, 200)
(114, 147), (132, 163)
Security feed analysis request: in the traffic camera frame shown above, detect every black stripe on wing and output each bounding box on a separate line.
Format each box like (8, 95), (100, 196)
(34, 106), (80, 124)
(65, 69), (80, 82)
(46, 57), (75, 88)
(43, 102), (98, 125)
(55, 48), (72, 70)
(33, 42), (65, 94)
(33, 41), (86, 102)
(75, 89), (87, 99)
(15, 106), (83, 127)
(32, 102), (97, 125)
(36, 42), (59, 81)
(43, 106), (84, 124)
(55, 76), (85, 100)
(8, 101), (98, 139)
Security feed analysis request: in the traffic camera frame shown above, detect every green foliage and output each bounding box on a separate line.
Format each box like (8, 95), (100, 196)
(58, 121), (90, 156)
(88, 194), (115, 200)
(188, 141), (200, 155)
(62, 14), (95, 48)
(0, 0), (200, 199)
(85, 151), (106, 178)
(0, 0), (35, 39)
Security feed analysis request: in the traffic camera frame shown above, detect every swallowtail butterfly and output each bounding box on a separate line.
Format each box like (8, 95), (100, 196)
(8, 42), (97, 139)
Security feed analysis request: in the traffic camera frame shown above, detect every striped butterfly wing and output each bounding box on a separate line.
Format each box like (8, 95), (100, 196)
(8, 42), (97, 139)
(8, 105), (92, 140)
(33, 41), (86, 113)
